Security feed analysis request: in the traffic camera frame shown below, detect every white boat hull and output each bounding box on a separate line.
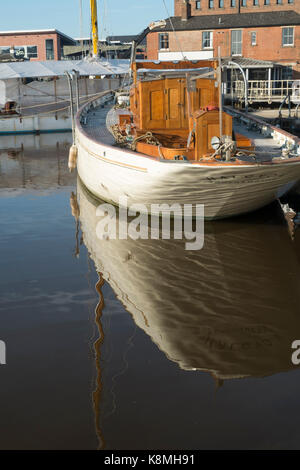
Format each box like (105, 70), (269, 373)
(76, 126), (300, 219)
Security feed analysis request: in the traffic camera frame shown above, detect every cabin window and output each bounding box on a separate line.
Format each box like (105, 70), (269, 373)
(159, 33), (169, 50)
(282, 27), (294, 46)
(231, 30), (242, 55)
(202, 31), (213, 49)
(208, 0), (214, 8)
(195, 1), (201, 9)
(46, 39), (54, 60)
(251, 32), (256, 46)
(231, 0), (236, 6)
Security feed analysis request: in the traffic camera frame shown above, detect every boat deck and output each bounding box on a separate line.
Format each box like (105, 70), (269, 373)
(82, 103), (283, 162)
(82, 104), (115, 146)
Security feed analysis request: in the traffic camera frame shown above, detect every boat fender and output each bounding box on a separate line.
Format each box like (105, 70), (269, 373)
(68, 144), (78, 172)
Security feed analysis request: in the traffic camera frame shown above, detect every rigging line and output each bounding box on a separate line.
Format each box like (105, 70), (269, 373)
(79, 0), (84, 58)
(162, 0), (186, 60)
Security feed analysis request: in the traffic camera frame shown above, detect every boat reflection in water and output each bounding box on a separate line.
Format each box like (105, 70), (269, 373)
(76, 178), (300, 382)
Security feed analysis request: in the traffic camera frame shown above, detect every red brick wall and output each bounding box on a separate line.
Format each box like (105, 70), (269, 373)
(175, 0), (300, 17)
(147, 33), (160, 60)
(147, 26), (300, 73)
(0, 32), (60, 61)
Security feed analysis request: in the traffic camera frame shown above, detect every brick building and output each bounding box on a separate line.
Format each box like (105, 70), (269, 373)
(0, 29), (76, 61)
(147, 0), (300, 77)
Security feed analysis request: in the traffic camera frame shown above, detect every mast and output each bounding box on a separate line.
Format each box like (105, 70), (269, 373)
(90, 0), (99, 58)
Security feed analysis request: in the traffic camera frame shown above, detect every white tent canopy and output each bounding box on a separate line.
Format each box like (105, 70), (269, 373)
(0, 59), (130, 80)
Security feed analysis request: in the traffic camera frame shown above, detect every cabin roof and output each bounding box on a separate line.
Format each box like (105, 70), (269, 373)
(151, 11), (300, 32)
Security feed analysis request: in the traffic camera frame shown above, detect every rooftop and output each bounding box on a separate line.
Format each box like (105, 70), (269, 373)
(107, 35), (147, 46)
(0, 29), (76, 44)
(152, 10), (300, 32)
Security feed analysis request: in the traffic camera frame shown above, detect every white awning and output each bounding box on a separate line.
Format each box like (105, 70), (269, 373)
(0, 59), (130, 80)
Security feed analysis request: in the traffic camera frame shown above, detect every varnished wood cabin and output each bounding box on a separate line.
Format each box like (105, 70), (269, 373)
(118, 60), (251, 161)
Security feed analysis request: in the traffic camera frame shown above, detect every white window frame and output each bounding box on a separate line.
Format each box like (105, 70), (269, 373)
(202, 31), (213, 49)
(159, 33), (169, 50)
(251, 31), (257, 46)
(231, 30), (242, 56)
(282, 27), (294, 47)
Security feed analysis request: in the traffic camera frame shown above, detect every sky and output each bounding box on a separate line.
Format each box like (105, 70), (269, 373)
(0, 0), (174, 39)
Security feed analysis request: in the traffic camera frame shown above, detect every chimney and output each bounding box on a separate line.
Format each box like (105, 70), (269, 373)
(181, 0), (191, 21)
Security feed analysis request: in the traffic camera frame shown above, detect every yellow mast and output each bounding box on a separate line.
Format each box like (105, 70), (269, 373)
(90, 0), (99, 58)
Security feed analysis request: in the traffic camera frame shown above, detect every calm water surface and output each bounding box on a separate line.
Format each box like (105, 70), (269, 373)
(1, 134), (300, 450)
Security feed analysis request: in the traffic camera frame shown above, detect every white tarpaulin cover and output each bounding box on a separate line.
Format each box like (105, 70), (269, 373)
(0, 59), (130, 80)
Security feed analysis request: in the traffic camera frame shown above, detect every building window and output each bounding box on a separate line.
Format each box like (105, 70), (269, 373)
(231, 0), (236, 6)
(46, 39), (54, 60)
(0, 46), (10, 55)
(288, 0), (294, 3)
(282, 27), (294, 46)
(159, 33), (169, 49)
(202, 31), (213, 49)
(251, 32), (257, 46)
(1, 45), (38, 59)
(27, 46), (38, 58)
(241, 0), (246, 5)
(253, 0), (258, 5)
(264, 0), (270, 4)
(195, 0), (201, 9)
(219, 0), (224, 6)
(276, 0), (282, 3)
(231, 30), (242, 55)
(208, 0), (214, 8)
(282, 66), (292, 79)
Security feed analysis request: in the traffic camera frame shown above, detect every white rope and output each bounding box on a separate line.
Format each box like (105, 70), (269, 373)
(18, 90), (107, 111)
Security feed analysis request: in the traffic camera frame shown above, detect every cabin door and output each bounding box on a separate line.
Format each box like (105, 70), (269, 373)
(144, 79), (166, 129)
(165, 79), (188, 129)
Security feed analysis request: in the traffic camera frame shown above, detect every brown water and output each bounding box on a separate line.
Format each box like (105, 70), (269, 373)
(1, 135), (300, 450)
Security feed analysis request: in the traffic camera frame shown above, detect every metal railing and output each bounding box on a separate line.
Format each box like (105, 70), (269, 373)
(226, 79), (297, 103)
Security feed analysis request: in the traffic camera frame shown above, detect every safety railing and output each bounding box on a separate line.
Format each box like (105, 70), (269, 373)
(226, 79), (298, 103)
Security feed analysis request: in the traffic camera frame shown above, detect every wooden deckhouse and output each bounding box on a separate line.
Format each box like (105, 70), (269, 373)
(127, 60), (237, 160)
